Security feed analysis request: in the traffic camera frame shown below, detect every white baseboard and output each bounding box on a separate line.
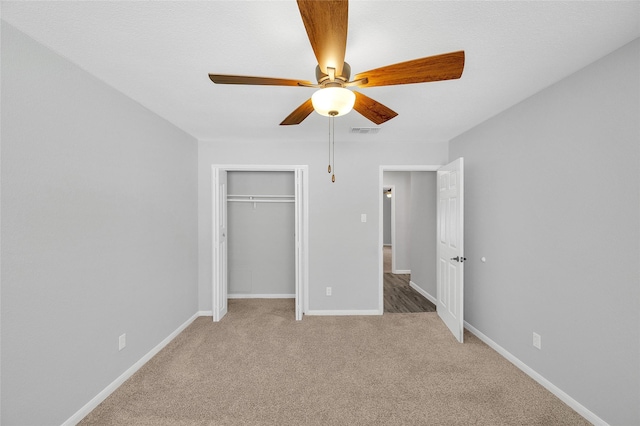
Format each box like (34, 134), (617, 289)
(392, 269), (411, 274)
(62, 312), (200, 426)
(464, 322), (608, 426)
(306, 309), (382, 316)
(228, 293), (295, 299)
(409, 281), (437, 305)
(197, 310), (213, 317)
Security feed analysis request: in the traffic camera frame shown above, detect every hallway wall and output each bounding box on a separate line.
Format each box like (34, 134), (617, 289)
(382, 171), (437, 296)
(383, 172), (412, 272)
(383, 192), (392, 245)
(408, 172), (437, 298)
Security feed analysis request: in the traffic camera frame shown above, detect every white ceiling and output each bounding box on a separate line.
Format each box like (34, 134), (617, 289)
(2, 1), (639, 143)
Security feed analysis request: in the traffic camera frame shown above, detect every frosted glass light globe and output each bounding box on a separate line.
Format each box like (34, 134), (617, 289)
(312, 87), (356, 117)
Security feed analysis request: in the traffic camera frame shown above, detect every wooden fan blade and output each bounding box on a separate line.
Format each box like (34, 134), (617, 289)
(353, 91), (398, 125)
(280, 98), (315, 125)
(297, 0), (348, 76)
(209, 74), (312, 87)
(354, 51), (465, 88)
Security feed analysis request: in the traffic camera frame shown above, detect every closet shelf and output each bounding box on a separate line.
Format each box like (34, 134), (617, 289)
(227, 194), (294, 204)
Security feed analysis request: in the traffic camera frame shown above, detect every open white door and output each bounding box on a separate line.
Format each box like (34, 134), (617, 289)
(294, 169), (303, 320)
(437, 158), (464, 342)
(213, 168), (228, 322)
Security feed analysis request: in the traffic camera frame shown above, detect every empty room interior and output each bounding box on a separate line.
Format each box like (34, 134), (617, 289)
(1, 1), (639, 425)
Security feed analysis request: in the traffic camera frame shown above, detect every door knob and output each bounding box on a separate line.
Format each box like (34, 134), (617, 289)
(451, 256), (467, 262)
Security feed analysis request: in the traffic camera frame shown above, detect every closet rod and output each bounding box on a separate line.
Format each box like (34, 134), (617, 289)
(227, 199), (294, 203)
(227, 194), (294, 199)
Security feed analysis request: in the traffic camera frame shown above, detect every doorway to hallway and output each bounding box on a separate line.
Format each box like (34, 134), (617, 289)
(379, 161), (466, 342)
(381, 168), (438, 314)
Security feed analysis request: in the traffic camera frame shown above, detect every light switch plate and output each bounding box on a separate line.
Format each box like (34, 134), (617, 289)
(361, 214), (367, 223)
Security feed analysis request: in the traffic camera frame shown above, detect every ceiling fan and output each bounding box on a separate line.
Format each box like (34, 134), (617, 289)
(208, 0), (465, 126)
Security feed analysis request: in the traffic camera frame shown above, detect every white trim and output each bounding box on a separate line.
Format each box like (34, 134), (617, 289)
(212, 167), (227, 322)
(228, 294), (295, 299)
(211, 164), (308, 172)
(305, 309), (382, 316)
(379, 165), (443, 313)
(382, 165), (443, 172)
(62, 312), (200, 426)
(392, 269), (411, 275)
(383, 243), (392, 247)
(197, 310), (213, 317)
(301, 170), (310, 316)
(409, 280), (437, 305)
(464, 322), (609, 426)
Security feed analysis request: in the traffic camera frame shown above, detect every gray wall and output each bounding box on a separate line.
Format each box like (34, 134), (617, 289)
(450, 38), (639, 425)
(383, 192), (392, 245)
(1, 23), (198, 425)
(409, 172), (437, 297)
(227, 171), (295, 296)
(383, 172), (412, 272)
(199, 141), (448, 312)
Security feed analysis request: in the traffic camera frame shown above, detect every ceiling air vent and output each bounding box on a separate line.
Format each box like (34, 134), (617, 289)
(350, 127), (380, 134)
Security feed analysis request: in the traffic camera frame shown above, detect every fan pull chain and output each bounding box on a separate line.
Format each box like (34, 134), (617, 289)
(327, 115), (331, 174)
(331, 115), (335, 183)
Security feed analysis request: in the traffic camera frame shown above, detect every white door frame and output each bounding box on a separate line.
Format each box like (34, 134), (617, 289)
(379, 165), (441, 313)
(212, 164), (309, 320)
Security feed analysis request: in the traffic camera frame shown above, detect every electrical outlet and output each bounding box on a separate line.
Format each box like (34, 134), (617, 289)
(361, 214), (367, 223)
(119, 333), (126, 351)
(326, 287), (332, 296)
(533, 332), (541, 350)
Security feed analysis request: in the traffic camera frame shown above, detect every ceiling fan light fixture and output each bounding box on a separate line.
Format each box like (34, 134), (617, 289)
(311, 87), (355, 117)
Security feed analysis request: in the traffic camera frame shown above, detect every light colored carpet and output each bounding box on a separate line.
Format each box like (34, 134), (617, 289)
(80, 299), (589, 425)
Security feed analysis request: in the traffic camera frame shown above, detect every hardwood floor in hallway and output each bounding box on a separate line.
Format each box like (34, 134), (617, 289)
(384, 273), (436, 313)
(383, 246), (436, 313)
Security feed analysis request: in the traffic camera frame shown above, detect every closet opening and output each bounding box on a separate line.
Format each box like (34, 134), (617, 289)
(212, 165), (308, 321)
(227, 171), (295, 299)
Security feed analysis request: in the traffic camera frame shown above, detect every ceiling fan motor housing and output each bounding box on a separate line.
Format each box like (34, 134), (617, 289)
(316, 62), (351, 86)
